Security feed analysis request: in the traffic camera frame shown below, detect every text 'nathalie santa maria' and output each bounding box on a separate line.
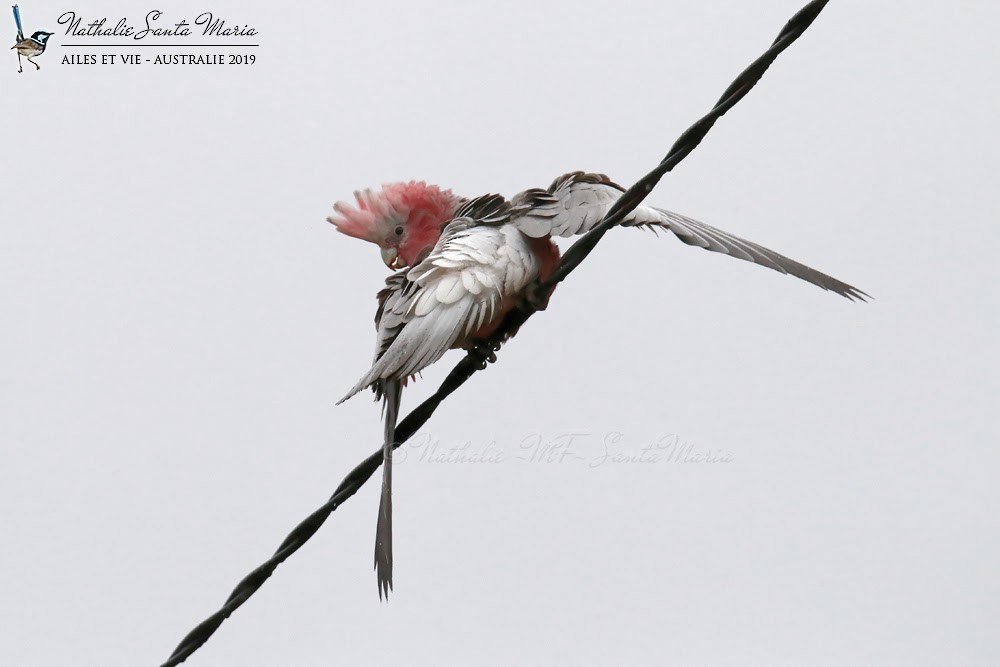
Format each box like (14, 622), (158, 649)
(57, 10), (257, 40)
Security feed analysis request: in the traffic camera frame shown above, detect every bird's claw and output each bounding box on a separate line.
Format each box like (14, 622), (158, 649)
(469, 341), (499, 370)
(521, 280), (551, 313)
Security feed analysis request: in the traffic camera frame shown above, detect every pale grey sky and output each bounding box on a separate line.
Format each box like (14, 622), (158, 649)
(2, 1), (998, 665)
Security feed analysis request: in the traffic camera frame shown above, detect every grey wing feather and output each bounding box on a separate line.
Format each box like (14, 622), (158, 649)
(511, 171), (867, 301)
(339, 278), (473, 403)
(512, 172), (624, 238)
(645, 207), (869, 301)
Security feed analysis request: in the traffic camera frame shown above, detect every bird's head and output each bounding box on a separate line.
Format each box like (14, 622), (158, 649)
(31, 31), (53, 43)
(328, 181), (459, 269)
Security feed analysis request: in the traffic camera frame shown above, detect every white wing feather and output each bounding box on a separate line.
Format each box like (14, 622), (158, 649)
(339, 220), (539, 403)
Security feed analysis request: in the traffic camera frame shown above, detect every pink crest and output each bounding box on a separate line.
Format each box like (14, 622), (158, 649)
(327, 181), (458, 251)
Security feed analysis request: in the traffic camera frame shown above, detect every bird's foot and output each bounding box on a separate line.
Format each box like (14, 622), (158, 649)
(468, 340), (500, 370)
(33, 63), (39, 71)
(520, 280), (551, 313)
(18, 66), (23, 74)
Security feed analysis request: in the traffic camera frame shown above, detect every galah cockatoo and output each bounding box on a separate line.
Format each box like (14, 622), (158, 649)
(328, 171), (866, 598)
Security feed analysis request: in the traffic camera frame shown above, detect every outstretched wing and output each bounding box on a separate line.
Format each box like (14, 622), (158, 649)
(643, 207), (869, 301)
(511, 171), (868, 301)
(338, 195), (540, 403)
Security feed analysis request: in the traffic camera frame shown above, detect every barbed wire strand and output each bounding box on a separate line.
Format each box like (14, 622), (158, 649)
(159, 1), (830, 664)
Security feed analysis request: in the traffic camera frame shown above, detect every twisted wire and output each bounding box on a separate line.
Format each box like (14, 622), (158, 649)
(160, 2), (830, 663)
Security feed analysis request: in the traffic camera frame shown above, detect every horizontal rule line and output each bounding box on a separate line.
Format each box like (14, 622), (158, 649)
(60, 44), (260, 47)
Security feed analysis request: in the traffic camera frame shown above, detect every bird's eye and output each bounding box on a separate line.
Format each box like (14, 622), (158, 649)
(394, 226), (404, 236)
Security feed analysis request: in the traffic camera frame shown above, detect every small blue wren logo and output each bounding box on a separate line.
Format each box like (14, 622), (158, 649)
(11, 4), (52, 73)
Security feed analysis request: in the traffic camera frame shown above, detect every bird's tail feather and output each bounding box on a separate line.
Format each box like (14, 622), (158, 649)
(374, 379), (400, 601)
(13, 5), (24, 41)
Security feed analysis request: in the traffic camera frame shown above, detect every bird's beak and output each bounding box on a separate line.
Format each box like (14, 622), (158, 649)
(381, 246), (400, 269)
